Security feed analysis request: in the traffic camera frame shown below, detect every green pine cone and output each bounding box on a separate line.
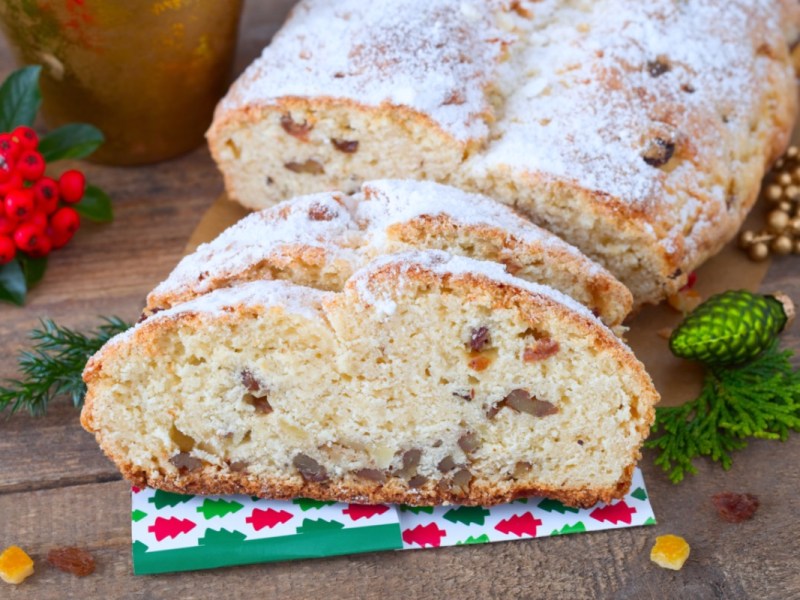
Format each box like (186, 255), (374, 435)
(669, 290), (792, 366)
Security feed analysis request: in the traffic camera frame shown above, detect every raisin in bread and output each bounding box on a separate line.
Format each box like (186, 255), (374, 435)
(147, 180), (632, 330)
(208, 0), (799, 307)
(82, 251), (658, 508)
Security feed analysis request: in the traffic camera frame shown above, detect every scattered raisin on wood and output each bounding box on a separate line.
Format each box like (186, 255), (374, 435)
(47, 547), (96, 577)
(712, 492), (759, 523)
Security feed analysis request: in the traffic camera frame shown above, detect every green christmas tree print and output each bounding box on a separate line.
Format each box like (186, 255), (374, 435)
(631, 488), (648, 501)
(148, 490), (194, 509)
(550, 522), (586, 536)
(296, 518), (346, 534)
(537, 498), (579, 514)
(131, 509), (147, 523)
(399, 505), (434, 514)
(197, 498), (244, 520)
(293, 498), (336, 511)
(199, 528), (248, 545)
(443, 506), (491, 526)
(456, 534), (491, 545)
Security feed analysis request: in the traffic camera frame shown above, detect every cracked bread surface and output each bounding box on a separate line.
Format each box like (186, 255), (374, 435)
(208, 0), (799, 307)
(83, 251), (658, 508)
(147, 180), (632, 330)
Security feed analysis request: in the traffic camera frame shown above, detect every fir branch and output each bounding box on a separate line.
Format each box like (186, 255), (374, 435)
(0, 317), (131, 417)
(645, 341), (800, 483)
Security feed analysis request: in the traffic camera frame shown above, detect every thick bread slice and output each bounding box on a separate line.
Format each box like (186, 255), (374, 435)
(208, 0), (799, 307)
(147, 180), (632, 330)
(83, 251), (658, 508)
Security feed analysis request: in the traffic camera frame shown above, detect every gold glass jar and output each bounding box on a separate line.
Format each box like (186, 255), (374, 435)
(0, 0), (243, 165)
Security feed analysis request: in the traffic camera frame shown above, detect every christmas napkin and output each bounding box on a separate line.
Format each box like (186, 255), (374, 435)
(131, 468), (654, 574)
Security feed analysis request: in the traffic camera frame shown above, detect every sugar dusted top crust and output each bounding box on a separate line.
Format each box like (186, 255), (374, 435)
(213, 0), (798, 268)
(350, 249), (605, 329)
(148, 180), (619, 310)
(218, 0), (509, 142)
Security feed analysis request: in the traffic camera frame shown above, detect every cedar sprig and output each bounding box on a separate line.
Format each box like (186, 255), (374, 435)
(0, 317), (130, 417)
(645, 340), (800, 483)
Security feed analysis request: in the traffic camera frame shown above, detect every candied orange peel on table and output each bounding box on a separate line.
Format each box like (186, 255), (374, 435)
(0, 545), (34, 584)
(650, 535), (691, 570)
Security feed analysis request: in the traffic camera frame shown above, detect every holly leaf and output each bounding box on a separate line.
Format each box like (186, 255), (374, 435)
(19, 255), (47, 287)
(38, 124), (105, 162)
(0, 65), (42, 132)
(74, 185), (113, 222)
(0, 258), (27, 306)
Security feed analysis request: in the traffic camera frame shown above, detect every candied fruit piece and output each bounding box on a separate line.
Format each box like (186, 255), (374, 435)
(0, 545), (34, 585)
(650, 534), (690, 570)
(47, 547), (96, 577)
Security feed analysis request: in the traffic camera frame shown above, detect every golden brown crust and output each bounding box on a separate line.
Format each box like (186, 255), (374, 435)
(113, 460), (633, 509)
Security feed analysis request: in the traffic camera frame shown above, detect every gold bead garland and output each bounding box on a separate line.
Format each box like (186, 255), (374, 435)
(739, 144), (800, 261)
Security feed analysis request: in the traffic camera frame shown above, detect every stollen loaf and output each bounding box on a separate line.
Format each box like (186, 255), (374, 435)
(82, 251), (659, 507)
(208, 0), (799, 307)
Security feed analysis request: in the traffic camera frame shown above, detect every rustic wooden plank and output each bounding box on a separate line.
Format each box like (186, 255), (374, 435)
(0, 403), (119, 493)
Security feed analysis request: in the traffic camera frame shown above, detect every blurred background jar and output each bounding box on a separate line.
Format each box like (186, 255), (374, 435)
(0, 0), (243, 165)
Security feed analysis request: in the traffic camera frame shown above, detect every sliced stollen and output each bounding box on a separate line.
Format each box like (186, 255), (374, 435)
(147, 180), (633, 330)
(208, 0), (799, 307)
(83, 251), (659, 508)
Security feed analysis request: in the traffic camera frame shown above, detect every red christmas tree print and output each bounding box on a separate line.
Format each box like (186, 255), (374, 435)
(402, 523), (447, 548)
(245, 508), (294, 531)
(495, 512), (542, 537)
(342, 504), (390, 521)
(131, 486), (141, 494)
(589, 500), (636, 525)
(148, 516), (196, 541)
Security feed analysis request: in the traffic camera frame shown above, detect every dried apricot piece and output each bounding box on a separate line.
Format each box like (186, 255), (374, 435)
(47, 547), (96, 577)
(0, 545), (35, 584)
(650, 534), (690, 570)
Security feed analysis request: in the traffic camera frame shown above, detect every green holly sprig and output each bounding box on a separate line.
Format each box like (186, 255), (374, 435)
(0, 65), (113, 306)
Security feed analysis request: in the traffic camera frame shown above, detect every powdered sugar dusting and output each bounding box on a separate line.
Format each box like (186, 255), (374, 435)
(149, 192), (361, 302)
(150, 180), (618, 310)
(358, 179), (602, 275)
(219, 0), (509, 142)
(107, 281), (331, 351)
(350, 250), (611, 333)
(214, 0), (796, 285)
(465, 0), (793, 257)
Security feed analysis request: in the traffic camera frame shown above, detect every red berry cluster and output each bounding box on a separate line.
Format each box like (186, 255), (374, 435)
(0, 126), (84, 263)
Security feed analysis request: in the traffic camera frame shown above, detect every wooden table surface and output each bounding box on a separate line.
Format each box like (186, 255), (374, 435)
(1, 3), (799, 599)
